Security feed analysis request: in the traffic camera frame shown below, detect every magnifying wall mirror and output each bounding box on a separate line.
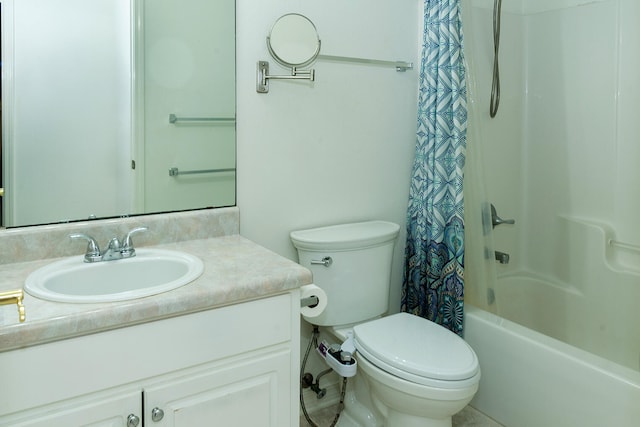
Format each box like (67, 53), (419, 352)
(256, 13), (320, 93)
(267, 13), (320, 68)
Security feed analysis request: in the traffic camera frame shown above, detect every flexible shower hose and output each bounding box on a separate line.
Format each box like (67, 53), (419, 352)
(490, 0), (503, 118)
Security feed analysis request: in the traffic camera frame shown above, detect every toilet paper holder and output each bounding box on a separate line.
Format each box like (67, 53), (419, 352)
(300, 295), (320, 308)
(299, 284), (328, 320)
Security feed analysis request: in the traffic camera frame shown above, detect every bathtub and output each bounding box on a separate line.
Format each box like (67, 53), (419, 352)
(464, 301), (640, 426)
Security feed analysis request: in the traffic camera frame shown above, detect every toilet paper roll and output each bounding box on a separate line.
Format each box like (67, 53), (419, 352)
(299, 284), (327, 320)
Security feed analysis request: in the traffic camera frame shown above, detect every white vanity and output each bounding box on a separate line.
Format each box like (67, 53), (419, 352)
(0, 208), (311, 427)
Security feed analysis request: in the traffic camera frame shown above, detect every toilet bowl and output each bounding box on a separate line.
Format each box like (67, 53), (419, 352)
(291, 221), (480, 427)
(352, 313), (480, 427)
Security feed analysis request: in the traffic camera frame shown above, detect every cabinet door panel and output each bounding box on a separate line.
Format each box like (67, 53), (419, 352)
(0, 390), (140, 427)
(144, 349), (291, 427)
(173, 375), (272, 425)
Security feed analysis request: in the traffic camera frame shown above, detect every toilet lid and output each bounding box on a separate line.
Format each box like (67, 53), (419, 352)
(353, 313), (479, 385)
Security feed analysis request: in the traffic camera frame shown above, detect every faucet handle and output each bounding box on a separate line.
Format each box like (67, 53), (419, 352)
(490, 204), (516, 228)
(70, 233), (101, 263)
(121, 226), (148, 258)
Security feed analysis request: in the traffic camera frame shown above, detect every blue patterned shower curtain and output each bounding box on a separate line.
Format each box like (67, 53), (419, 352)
(401, 0), (467, 335)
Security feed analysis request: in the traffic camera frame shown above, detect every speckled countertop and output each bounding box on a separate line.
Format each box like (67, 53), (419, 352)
(0, 208), (312, 352)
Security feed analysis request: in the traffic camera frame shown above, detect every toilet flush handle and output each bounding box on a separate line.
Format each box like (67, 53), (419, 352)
(311, 256), (333, 267)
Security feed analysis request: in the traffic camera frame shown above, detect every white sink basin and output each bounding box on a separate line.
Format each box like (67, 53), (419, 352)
(25, 249), (204, 303)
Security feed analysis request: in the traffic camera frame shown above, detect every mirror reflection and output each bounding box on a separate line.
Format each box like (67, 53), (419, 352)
(2, 0), (236, 228)
(267, 14), (320, 68)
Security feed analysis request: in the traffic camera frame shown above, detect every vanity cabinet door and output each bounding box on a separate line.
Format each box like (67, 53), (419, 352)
(0, 389), (141, 427)
(143, 348), (292, 427)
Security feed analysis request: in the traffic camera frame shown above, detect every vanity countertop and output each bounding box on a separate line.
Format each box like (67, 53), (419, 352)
(0, 235), (313, 352)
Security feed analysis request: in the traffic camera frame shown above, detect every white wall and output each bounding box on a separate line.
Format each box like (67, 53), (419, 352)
(236, 0), (421, 315)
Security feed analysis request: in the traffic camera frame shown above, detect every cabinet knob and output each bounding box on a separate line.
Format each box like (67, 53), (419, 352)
(127, 414), (140, 427)
(152, 407), (165, 422)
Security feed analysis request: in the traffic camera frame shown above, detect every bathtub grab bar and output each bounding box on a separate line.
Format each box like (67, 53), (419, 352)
(169, 167), (236, 177)
(169, 114), (235, 124)
(608, 239), (640, 253)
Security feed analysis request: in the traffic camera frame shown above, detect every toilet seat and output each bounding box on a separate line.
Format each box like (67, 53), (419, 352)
(353, 312), (480, 389)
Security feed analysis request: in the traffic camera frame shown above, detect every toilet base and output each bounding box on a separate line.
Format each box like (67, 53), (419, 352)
(332, 363), (472, 427)
(358, 351), (478, 427)
(375, 398), (453, 427)
(335, 380), (382, 427)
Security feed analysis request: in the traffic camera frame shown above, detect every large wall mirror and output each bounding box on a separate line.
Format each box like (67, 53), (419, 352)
(1, 0), (236, 228)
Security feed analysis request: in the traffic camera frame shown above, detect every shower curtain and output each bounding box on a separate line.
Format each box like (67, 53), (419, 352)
(401, 0), (467, 335)
(460, 0), (499, 316)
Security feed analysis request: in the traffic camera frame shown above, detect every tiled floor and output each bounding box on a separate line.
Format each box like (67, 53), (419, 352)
(301, 404), (504, 426)
(452, 406), (504, 427)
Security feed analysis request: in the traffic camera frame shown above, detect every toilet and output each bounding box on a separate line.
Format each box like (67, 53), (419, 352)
(291, 221), (480, 427)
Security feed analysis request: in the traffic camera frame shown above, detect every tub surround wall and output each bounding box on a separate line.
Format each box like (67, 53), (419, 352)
(494, 217), (640, 372)
(466, 0), (640, 279)
(464, 0), (640, 346)
(0, 207), (313, 351)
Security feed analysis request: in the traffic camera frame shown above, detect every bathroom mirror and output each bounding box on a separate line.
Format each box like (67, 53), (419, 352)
(1, 0), (236, 228)
(267, 14), (321, 68)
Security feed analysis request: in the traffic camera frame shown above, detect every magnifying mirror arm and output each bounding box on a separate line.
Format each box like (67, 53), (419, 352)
(266, 66), (315, 82)
(257, 61), (315, 93)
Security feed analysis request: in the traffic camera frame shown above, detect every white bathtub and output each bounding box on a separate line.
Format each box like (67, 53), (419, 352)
(464, 303), (640, 426)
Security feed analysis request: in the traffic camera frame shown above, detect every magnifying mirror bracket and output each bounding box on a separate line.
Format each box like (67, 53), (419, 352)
(256, 61), (315, 93)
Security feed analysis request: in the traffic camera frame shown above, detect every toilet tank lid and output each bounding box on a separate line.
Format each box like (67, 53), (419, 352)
(290, 221), (400, 251)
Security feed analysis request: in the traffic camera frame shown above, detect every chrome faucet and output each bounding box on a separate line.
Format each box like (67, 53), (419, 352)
(120, 227), (148, 258)
(69, 233), (102, 262)
(70, 226), (148, 263)
(490, 204), (515, 228)
(495, 251), (510, 264)
(101, 237), (124, 261)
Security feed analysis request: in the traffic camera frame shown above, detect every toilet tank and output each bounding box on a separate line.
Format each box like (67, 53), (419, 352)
(290, 221), (400, 326)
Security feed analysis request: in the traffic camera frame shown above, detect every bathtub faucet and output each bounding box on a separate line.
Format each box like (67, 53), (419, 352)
(495, 251), (510, 264)
(490, 204), (515, 228)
